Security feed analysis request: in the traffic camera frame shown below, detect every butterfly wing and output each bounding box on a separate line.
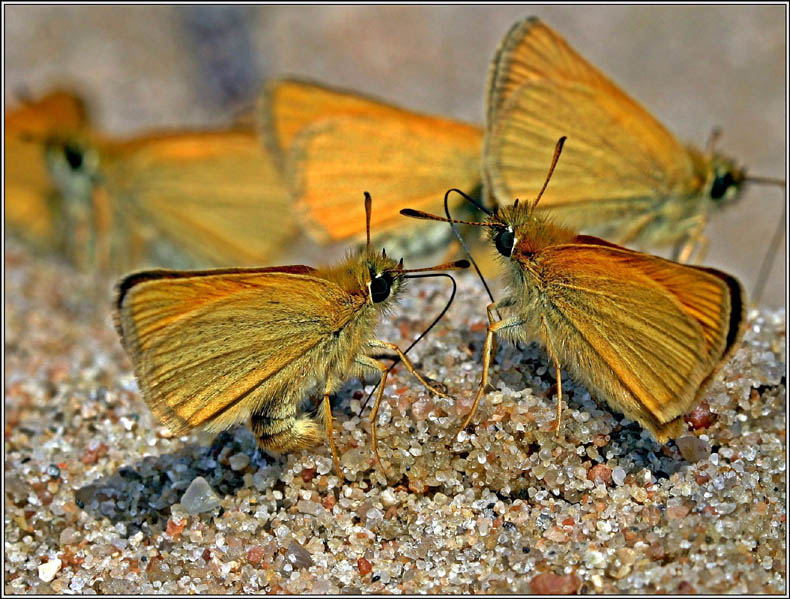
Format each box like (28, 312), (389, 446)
(485, 80), (699, 234)
(5, 89), (88, 134)
(115, 267), (360, 435)
(486, 17), (635, 125)
(259, 78), (428, 167)
(260, 78), (483, 245)
(287, 114), (482, 243)
(103, 129), (296, 269)
(484, 18), (703, 242)
(533, 242), (743, 441)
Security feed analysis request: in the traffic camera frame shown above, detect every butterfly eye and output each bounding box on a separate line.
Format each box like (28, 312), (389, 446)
(63, 143), (84, 171)
(370, 274), (391, 303)
(495, 229), (515, 257)
(710, 171), (737, 200)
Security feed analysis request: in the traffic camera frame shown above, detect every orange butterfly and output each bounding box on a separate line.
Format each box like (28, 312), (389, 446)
(115, 194), (467, 476)
(404, 138), (746, 444)
(6, 89), (296, 273)
(482, 17), (784, 297)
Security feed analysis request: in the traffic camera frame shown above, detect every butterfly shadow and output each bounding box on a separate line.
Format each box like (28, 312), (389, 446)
(73, 426), (278, 538)
(73, 377), (370, 538)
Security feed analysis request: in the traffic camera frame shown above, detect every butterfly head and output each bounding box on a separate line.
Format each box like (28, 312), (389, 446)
(44, 136), (101, 203)
(363, 248), (405, 306)
(708, 154), (746, 205)
(339, 193), (468, 308)
(488, 200), (575, 262)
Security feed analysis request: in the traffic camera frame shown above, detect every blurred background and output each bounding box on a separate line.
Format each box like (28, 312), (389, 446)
(5, 4), (786, 306)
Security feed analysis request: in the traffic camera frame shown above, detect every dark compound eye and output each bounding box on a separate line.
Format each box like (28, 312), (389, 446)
(495, 229), (515, 257)
(710, 171), (736, 200)
(370, 274), (392, 303)
(63, 143), (84, 171)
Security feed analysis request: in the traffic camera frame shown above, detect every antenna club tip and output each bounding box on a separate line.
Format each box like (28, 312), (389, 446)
(400, 208), (419, 217)
(455, 259), (471, 269)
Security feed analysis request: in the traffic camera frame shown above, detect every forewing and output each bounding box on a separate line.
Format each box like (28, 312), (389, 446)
(485, 80), (696, 224)
(116, 269), (360, 434)
(259, 79), (423, 166)
(104, 129), (296, 268)
(486, 17), (665, 133)
(537, 243), (734, 424)
(5, 90), (88, 134)
(287, 114), (481, 242)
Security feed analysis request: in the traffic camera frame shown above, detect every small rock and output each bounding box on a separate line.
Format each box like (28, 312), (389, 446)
(587, 464), (612, 485)
(666, 505), (690, 520)
(285, 540), (313, 569)
(647, 542), (665, 561)
(616, 547), (636, 565)
(611, 467), (626, 486)
(59, 527), (80, 546)
(411, 398), (433, 421)
(81, 443), (109, 465)
(677, 581), (696, 594)
(297, 500), (323, 517)
(247, 545), (265, 566)
(38, 558), (62, 582)
(357, 557), (372, 575)
(676, 436), (711, 463)
(544, 526), (568, 543)
(684, 401), (717, 430)
(641, 505), (662, 527)
(166, 516), (187, 538)
(529, 572), (580, 594)
(228, 453), (250, 471)
(300, 467), (317, 483)
(380, 488), (398, 507)
(180, 477), (221, 514)
(584, 550), (605, 569)
(365, 508), (384, 528)
(607, 548), (634, 579)
(592, 434), (609, 447)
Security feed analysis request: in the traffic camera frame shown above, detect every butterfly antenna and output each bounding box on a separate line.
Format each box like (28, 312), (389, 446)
(358, 272), (458, 417)
(706, 126), (723, 154)
(443, 188), (499, 317)
(444, 187), (493, 217)
(364, 191), (373, 252)
(745, 176), (786, 187)
(533, 136), (567, 208)
(751, 180), (786, 304)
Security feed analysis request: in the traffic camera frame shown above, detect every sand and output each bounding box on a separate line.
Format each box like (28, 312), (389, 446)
(4, 239), (786, 594)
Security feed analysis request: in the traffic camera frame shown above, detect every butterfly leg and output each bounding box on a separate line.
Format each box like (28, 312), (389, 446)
(368, 339), (449, 399)
(617, 212), (656, 246)
(355, 355), (392, 478)
(319, 382), (343, 477)
(487, 302), (501, 358)
(541, 316), (564, 436)
(673, 216), (708, 263)
(456, 315), (524, 440)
